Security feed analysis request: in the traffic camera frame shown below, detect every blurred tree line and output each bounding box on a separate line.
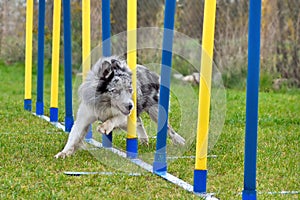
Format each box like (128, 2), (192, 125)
(0, 0), (299, 88)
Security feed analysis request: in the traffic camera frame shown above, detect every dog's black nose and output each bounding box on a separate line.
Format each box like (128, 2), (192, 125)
(127, 103), (133, 111)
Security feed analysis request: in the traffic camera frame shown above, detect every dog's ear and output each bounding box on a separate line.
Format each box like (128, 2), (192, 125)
(111, 58), (132, 75)
(100, 61), (114, 80)
(111, 59), (122, 70)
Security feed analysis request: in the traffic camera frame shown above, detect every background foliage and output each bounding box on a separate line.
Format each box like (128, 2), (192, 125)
(0, 0), (299, 89)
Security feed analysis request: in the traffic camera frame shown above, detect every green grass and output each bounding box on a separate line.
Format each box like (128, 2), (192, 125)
(0, 62), (299, 199)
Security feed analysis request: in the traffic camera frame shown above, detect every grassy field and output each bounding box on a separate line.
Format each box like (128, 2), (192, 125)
(0, 62), (299, 199)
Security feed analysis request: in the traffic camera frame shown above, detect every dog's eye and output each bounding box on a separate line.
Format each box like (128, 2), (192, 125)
(109, 89), (117, 93)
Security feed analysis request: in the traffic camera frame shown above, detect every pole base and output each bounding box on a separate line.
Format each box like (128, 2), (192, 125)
(85, 124), (93, 141)
(153, 151), (167, 174)
(36, 101), (44, 115)
(50, 107), (58, 122)
(153, 161), (167, 175)
(24, 99), (32, 111)
(193, 169), (207, 193)
(102, 133), (113, 148)
(126, 138), (138, 159)
(65, 115), (74, 132)
(242, 190), (257, 200)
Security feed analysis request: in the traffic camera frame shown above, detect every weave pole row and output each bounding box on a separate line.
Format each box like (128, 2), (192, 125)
(82, 0), (139, 157)
(24, 0), (74, 132)
(24, 0), (263, 199)
(72, 0), (216, 197)
(81, 0), (138, 156)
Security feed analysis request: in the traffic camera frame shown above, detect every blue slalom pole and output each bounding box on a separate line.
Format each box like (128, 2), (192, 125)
(242, 0), (262, 199)
(36, 0), (45, 116)
(101, 0), (112, 147)
(102, 0), (111, 56)
(63, 0), (74, 132)
(153, 0), (176, 174)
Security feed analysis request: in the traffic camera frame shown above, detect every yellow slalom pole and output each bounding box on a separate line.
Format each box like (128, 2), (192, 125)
(82, 0), (93, 140)
(126, 0), (138, 158)
(24, 0), (34, 110)
(127, 0), (137, 139)
(193, 0), (216, 193)
(82, 0), (91, 81)
(50, 0), (62, 122)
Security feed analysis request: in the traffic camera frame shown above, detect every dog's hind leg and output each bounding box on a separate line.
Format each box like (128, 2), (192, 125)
(137, 117), (149, 145)
(146, 106), (185, 145)
(167, 125), (185, 145)
(54, 103), (96, 159)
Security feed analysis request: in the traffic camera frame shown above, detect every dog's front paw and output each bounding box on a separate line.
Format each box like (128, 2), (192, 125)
(54, 152), (67, 159)
(54, 148), (75, 159)
(97, 121), (114, 135)
(139, 137), (149, 146)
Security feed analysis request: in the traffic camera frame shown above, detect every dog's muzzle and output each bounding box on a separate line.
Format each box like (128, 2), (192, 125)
(118, 102), (134, 116)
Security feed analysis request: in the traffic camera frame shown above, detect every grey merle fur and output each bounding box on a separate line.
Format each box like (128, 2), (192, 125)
(54, 56), (185, 159)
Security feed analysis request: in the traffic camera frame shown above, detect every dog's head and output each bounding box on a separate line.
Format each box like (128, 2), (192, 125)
(96, 58), (134, 116)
